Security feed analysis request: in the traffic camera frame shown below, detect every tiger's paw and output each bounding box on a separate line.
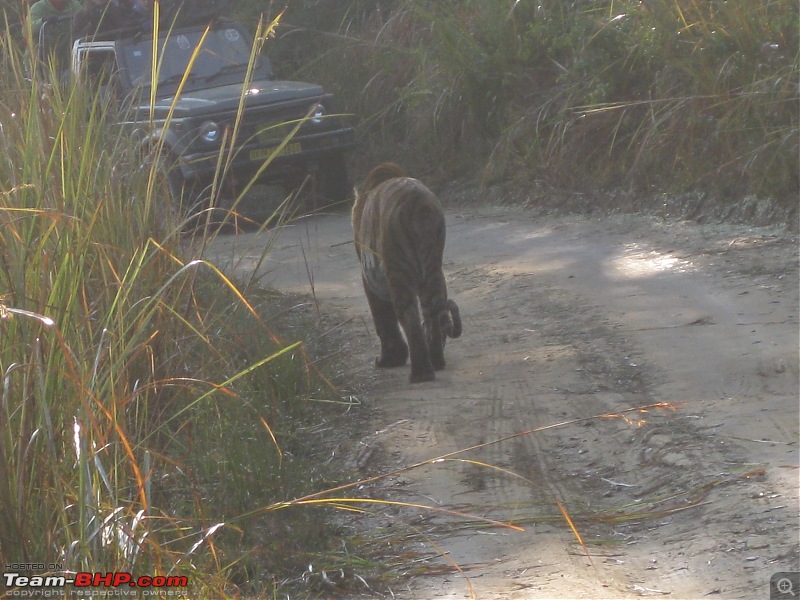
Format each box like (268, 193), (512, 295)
(376, 343), (408, 368)
(431, 351), (447, 371)
(376, 354), (407, 368)
(409, 369), (435, 383)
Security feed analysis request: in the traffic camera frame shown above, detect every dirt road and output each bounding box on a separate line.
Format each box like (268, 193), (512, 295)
(205, 204), (799, 599)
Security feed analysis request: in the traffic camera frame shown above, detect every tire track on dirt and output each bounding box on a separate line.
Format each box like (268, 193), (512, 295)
(203, 207), (798, 599)
(366, 262), (671, 598)
(354, 210), (797, 599)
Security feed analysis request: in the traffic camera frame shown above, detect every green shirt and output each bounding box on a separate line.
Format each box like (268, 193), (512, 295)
(28, 0), (82, 38)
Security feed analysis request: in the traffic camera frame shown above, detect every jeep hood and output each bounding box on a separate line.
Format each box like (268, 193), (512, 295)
(145, 80), (325, 117)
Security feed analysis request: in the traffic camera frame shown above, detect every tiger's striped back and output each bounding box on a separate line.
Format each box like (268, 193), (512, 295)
(353, 164), (461, 383)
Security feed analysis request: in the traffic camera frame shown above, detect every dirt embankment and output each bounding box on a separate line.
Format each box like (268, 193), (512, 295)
(206, 203), (799, 599)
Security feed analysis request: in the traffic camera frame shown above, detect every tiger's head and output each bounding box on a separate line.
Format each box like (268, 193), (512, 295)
(352, 162), (408, 245)
(356, 163), (406, 196)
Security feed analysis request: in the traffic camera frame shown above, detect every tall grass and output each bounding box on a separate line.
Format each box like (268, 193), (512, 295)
(268, 0), (798, 210)
(0, 14), (346, 595)
(495, 0), (800, 201)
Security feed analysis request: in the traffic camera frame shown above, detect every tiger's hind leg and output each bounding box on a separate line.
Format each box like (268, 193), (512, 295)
(363, 278), (408, 368)
(420, 273), (448, 372)
(389, 281), (434, 383)
(400, 306), (435, 382)
(425, 313), (446, 371)
(421, 302), (446, 372)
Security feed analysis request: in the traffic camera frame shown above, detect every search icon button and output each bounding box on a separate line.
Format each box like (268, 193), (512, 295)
(778, 578), (796, 596)
(772, 573), (800, 599)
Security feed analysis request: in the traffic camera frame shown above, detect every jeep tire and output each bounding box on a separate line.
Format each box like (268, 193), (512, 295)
(315, 155), (351, 207)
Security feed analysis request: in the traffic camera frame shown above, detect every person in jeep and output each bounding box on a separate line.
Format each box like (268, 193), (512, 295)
(71, 0), (124, 40)
(28, 0), (80, 38)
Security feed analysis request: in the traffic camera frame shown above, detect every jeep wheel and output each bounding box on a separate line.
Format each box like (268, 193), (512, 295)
(151, 154), (208, 229)
(314, 155), (351, 208)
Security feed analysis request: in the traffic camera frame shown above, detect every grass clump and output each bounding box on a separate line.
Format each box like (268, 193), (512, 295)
(264, 0), (798, 214)
(0, 18), (359, 598)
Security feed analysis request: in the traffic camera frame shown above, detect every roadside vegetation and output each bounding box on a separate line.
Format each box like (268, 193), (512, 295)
(0, 13), (371, 598)
(256, 0), (798, 216)
(0, 0), (796, 598)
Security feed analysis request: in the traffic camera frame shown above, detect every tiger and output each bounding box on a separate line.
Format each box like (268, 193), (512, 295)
(352, 163), (462, 383)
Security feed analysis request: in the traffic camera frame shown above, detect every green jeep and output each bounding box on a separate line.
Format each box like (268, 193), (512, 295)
(39, 13), (355, 213)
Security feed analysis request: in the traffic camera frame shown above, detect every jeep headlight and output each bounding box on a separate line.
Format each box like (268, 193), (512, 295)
(310, 103), (325, 124)
(198, 120), (221, 144)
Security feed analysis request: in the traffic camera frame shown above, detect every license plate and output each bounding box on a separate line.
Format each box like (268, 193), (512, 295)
(250, 142), (301, 162)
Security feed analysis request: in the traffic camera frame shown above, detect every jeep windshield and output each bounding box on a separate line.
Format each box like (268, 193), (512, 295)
(118, 23), (272, 96)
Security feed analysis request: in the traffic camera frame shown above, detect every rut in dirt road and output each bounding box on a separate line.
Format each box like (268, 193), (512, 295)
(205, 206), (799, 600)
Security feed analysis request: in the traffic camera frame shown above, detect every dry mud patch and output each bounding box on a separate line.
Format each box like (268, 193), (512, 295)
(204, 206), (798, 599)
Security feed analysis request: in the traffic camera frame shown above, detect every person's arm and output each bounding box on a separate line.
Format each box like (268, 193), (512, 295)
(28, 3), (49, 38)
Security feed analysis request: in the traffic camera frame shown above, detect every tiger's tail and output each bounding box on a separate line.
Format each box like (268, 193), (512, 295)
(438, 299), (462, 339)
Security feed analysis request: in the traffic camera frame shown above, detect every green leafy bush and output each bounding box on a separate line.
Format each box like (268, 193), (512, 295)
(258, 0), (798, 207)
